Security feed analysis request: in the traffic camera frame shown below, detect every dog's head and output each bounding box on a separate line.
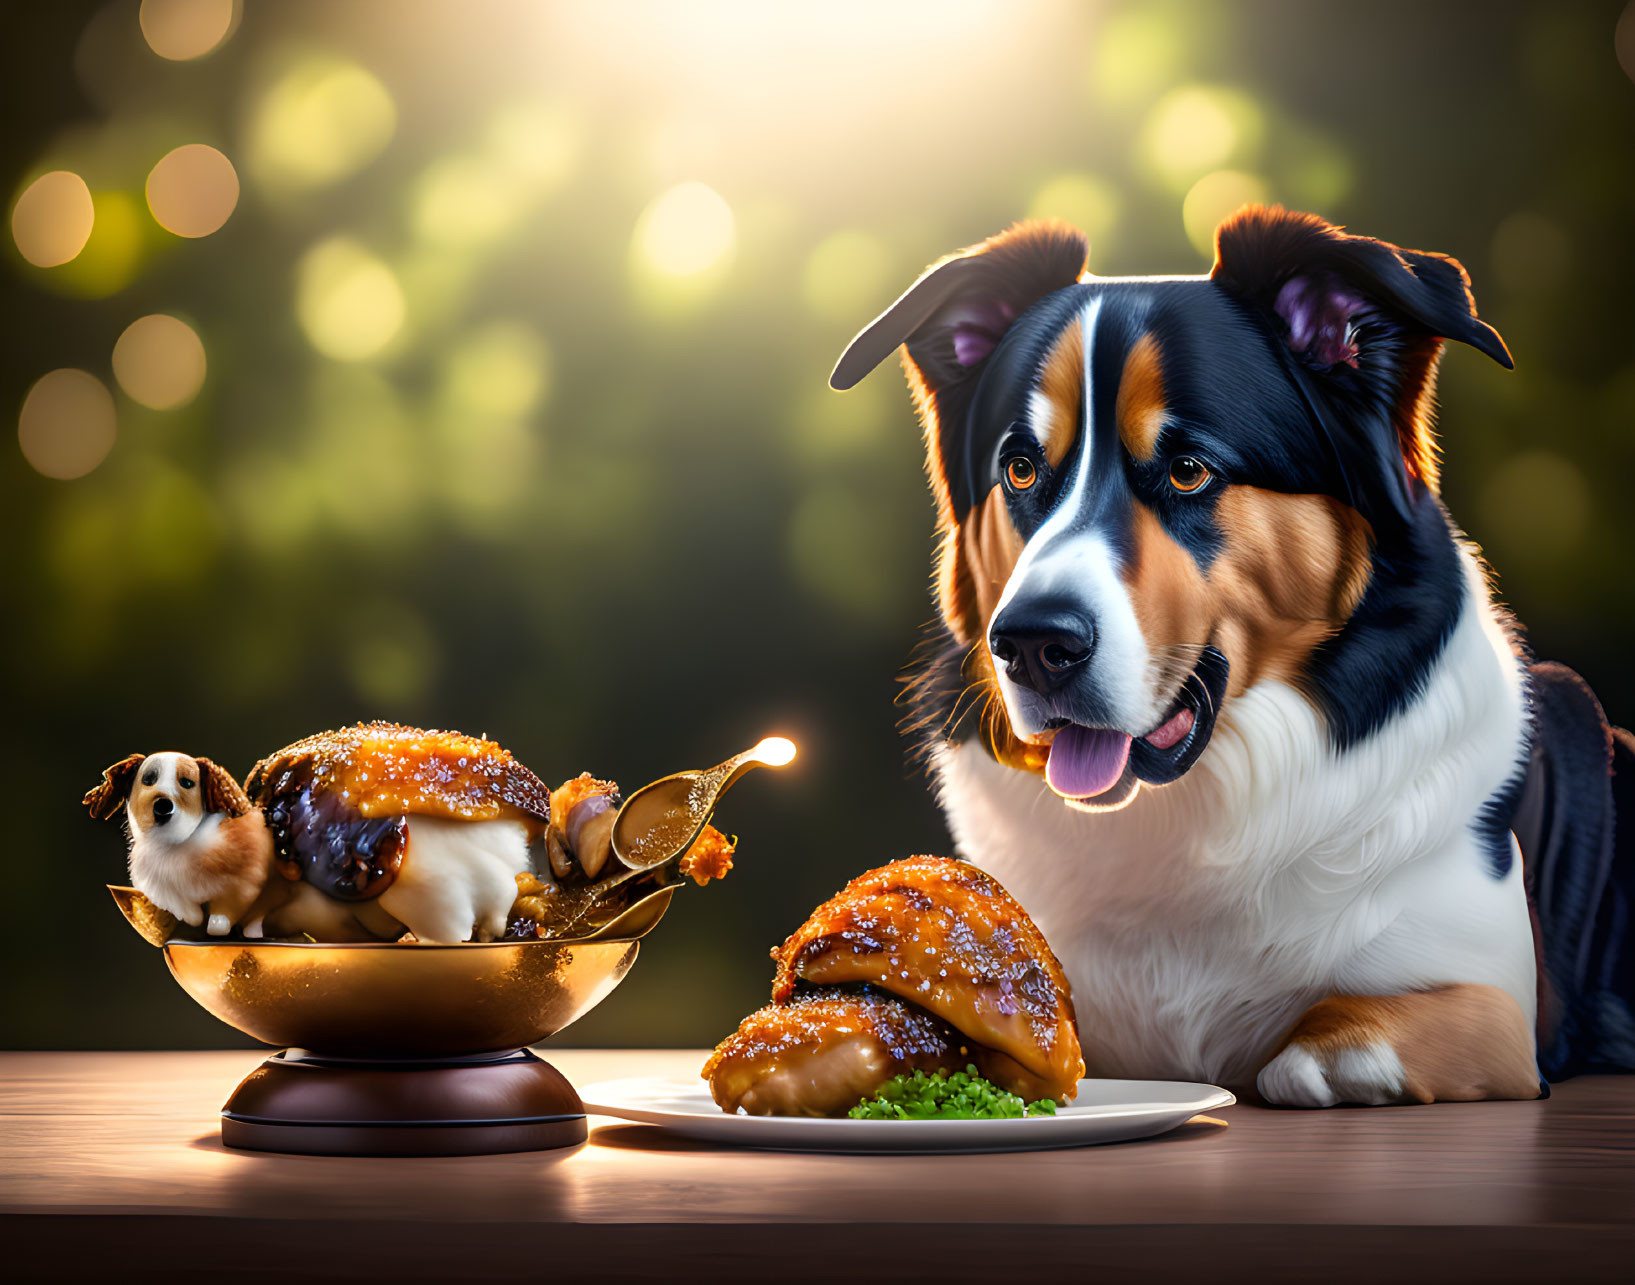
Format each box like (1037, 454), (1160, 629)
(85, 751), (251, 842)
(834, 206), (1510, 810)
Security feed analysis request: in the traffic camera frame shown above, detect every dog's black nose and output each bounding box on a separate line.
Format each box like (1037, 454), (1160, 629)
(989, 606), (1094, 694)
(152, 797), (174, 824)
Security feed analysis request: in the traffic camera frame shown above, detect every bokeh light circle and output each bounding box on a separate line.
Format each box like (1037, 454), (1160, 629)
(634, 181), (736, 276)
(443, 322), (550, 417)
(1140, 86), (1263, 193)
(249, 57), (396, 191)
(51, 191), (144, 298)
(112, 314), (208, 410)
(803, 230), (892, 324)
(11, 171), (95, 267)
(139, 0), (236, 62)
(18, 369), (117, 479)
(1027, 172), (1121, 245)
(146, 144), (239, 238)
(297, 237), (406, 361)
(1182, 170), (1269, 258)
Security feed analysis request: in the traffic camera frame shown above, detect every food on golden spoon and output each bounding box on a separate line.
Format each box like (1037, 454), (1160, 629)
(89, 724), (788, 945)
(505, 822), (734, 940)
(705, 855), (1084, 1116)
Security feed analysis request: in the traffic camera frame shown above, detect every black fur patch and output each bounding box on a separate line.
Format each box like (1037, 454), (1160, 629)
(1298, 494), (1468, 750)
(1515, 663), (1635, 1077)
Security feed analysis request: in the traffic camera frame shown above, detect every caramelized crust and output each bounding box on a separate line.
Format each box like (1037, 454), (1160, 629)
(549, 771), (618, 821)
(769, 855), (1083, 1098)
(246, 722), (551, 825)
(703, 988), (963, 1117)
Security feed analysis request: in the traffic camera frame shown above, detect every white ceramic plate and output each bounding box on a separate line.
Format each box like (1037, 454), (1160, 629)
(580, 1077), (1235, 1154)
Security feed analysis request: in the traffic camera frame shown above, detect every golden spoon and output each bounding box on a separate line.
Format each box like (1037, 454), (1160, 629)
(611, 735), (797, 871)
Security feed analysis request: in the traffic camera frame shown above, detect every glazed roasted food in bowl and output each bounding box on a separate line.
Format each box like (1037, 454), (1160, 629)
(96, 723), (794, 1059)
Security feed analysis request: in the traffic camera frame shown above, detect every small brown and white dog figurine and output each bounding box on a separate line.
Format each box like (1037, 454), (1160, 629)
(85, 752), (281, 938)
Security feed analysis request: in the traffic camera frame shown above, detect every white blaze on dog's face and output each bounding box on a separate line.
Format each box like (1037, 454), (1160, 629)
(126, 751), (209, 842)
(832, 208), (1511, 811)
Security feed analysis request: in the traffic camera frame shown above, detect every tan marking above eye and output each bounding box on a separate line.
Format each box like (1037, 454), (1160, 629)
(1036, 318), (1083, 468)
(1116, 333), (1166, 462)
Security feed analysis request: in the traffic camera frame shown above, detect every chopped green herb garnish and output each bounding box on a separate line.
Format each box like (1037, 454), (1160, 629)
(847, 1066), (1060, 1120)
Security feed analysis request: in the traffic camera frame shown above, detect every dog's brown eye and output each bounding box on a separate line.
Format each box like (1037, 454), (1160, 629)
(1168, 456), (1212, 493)
(141, 771), (157, 786)
(1004, 455), (1037, 492)
(180, 778), (195, 789)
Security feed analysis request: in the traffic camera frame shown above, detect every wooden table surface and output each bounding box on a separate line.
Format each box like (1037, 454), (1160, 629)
(4, 1050), (1633, 1283)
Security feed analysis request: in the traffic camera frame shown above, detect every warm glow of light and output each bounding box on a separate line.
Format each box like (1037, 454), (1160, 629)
(112, 314), (207, 410)
(442, 323), (550, 417)
(248, 56), (396, 191)
(1140, 86), (1263, 193)
(139, 0), (236, 61)
(145, 144), (239, 238)
(802, 229), (892, 324)
(296, 238), (406, 362)
(633, 181), (735, 277)
(18, 369), (117, 479)
(412, 154), (518, 248)
(1182, 170), (1269, 258)
(11, 171), (95, 267)
(485, 100), (582, 190)
(50, 191), (144, 298)
(1088, 8), (1185, 105)
(750, 736), (797, 768)
(1027, 172), (1121, 245)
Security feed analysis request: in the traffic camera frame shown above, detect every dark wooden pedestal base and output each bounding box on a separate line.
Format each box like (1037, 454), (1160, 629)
(220, 1047), (587, 1156)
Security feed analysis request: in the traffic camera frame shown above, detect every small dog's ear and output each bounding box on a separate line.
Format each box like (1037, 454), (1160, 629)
(84, 754), (147, 821)
(830, 219), (1088, 393)
(1211, 204), (1510, 371)
(197, 758), (253, 818)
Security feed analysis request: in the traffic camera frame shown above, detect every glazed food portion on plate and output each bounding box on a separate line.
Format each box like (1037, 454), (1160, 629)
(704, 855), (1084, 1117)
(88, 722), (782, 945)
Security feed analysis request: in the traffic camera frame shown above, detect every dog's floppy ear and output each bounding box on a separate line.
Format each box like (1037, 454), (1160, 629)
(831, 219), (1088, 394)
(1211, 205), (1510, 518)
(831, 221), (1087, 645)
(197, 758), (252, 818)
(84, 754), (147, 821)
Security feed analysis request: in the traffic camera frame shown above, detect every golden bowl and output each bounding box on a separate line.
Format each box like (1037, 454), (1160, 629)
(108, 885), (673, 1058)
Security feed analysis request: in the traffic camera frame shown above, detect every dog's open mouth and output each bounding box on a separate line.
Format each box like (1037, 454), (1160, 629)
(1042, 647), (1230, 809)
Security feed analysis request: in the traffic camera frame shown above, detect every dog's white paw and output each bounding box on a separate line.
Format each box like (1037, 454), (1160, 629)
(241, 917), (264, 939)
(206, 912), (231, 937)
(1257, 1040), (1408, 1108)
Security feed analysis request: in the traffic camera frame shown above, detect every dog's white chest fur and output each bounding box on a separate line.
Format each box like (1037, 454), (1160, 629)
(127, 815), (227, 927)
(935, 556), (1538, 1086)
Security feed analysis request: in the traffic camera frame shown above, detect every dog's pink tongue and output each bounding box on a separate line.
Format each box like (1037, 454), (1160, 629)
(1045, 725), (1132, 800)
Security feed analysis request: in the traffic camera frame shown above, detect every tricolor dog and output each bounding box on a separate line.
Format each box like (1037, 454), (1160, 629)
(832, 206), (1633, 1105)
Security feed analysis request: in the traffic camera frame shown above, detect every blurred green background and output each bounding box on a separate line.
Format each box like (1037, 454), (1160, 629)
(3, 0), (1632, 1051)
